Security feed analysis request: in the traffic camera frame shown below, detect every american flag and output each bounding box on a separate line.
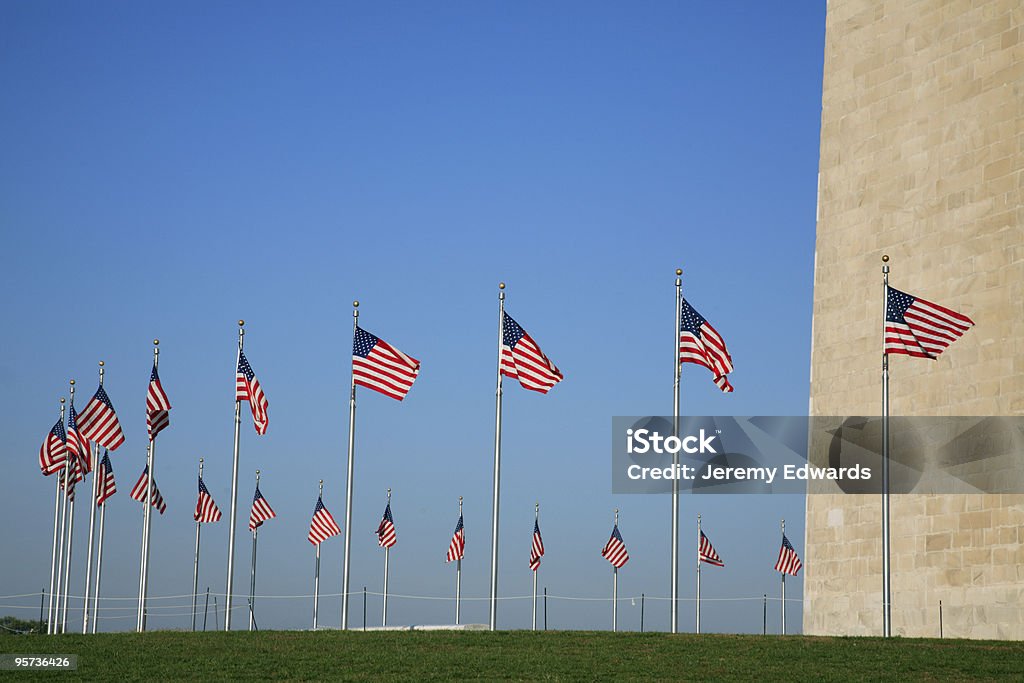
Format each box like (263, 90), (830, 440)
(66, 400), (91, 474)
(529, 519), (545, 571)
(194, 476), (222, 523)
(146, 363), (172, 440)
(446, 514), (465, 562)
(61, 456), (82, 500)
(501, 312), (564, 394)
(249, 484), (276, 530)
(96, 451), (117, 507)
(376, 502), (397, 548)
(39, 416), (67, 476)
(129, 466), (167, 515)
(698, 530), (724, 567)
(774, 533), (802, 576)
(353, 327), (421, 401)
(236, 351), (269, 435)
(77, 384), (126, 451)
(885, 286), (974, 359)
(601, 524), (629, 568)
(679, 298), (735, 392)
(307, 496), (342, 545)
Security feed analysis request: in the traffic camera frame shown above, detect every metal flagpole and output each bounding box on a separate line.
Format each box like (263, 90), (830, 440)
(532, 502), (538, 631)
(249, 470), (260, 632)
(61, 380), (77, 634)
(781, 518), (786, 635)
(192, 458), (204, 632)
(489, 282), (506, 631)
(92, 482), (106, 635)
(881, 254), (892, 638)
(82, 362), (103, 633)
(382, 488), (390, 627)
(671, 268), (682, 634)
(225, 320), (245, 630)
(696, 514), (701, 634)
(341, 302), (359, 630)
(313, 480), (322, 630)
(612, 508), (619, 633)
(47, 398), (65, 635)
(138, 340), (160, 633)
(456, 496), (462, 625)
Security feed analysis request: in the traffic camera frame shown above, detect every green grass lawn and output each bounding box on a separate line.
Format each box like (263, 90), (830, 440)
(3, 630), (1023, 681)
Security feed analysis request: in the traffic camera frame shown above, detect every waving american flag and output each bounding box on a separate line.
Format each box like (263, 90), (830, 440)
(96, 452), (117, 507)
(130, 466), (167, 515)
(146, 363), (172, 440)
(308, 496), (341, 545)
(39, 415), (67, 476)
(353, 327), (420, 401)
(377, 502), (397, 548)
(446, 514), (465, 562)
(236, 351), (269, 435)
(66, 399), (91, 474)
(195, 476), (222, 523)
(601, 524), (629, 569)
(249, 484), (276, 530)
(77, 384), (126, 451)
(774, 533), (802, 576)
(884, 286), (974, 359)
(529, 519), (545, 571)
(679, 297), (734, 392)
(699, 530), (724, 567)
(501, 312), (563, 394)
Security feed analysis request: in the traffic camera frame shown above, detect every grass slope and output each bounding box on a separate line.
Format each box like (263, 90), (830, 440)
(3, 630), (1024, 681)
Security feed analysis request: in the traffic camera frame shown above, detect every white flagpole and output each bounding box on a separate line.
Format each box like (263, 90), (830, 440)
(488, 282), (506, 631)
(456, 496), (462, 625)
(612, 508), (619, 633)
(341, 301), (359, 630)
(532, 502), (538, 631)
(60, 379), (77, 634)
(881, 254), (892, 638)
(671, 268), (682, 634)
(313, 479), (323, 630)
(781, 518), (786, 635)
(696, 514), (701, 634)
(382, 488), (390, 627)
(92, 485), (106, 634)
(191, 458), (204, 632)
(47, 398), (65, 635)
(137, 340), (160, 633)
(249, 470), (260, 632)
(82, 361), (103, 634)
(225, 320), (245, 630)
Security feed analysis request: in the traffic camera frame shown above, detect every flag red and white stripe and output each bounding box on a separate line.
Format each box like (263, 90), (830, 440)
(195, 476), (222, 523)
(66, 401), (91, 474)
(501, 312), (563, 394)
(529, 519), (545, 571)
(775, 533), (802, 576)
(96, 452), (117, 506)
(446, 514), (465, 562)
(699, 530), (724, 567)
(679, 298), (735, 392)
(377, 503), (397, 549)
(352, 327), (420, 401)
(307, 496), (342, 545)
(249, 485), (276, 530)
(602, 525), (629, 568)
(39, 417), (67, 476)
(884, 286), (974, 359)
(236, 351), (268, 435)
(77, 385), (126, 451)
(146, 363), (172, 440)
(129, 466), (167, 515)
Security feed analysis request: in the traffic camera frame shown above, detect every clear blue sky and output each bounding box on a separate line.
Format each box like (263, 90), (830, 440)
(1, 2), (825, 632)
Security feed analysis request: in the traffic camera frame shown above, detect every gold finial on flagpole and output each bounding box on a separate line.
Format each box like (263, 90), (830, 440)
(60, 397), (65, 404)
(676, 268), (682, 276)
(498, 282), (505, 290)
(99, 361), (104, 367)
(353, 301), (359, 308)
(882, 254), (889, 263)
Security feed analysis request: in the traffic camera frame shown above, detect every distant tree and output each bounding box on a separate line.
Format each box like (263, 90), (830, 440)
(0, 616), (46, 634)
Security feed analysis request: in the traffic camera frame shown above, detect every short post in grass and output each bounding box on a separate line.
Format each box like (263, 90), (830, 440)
(762, 594), (766, 635)
(544, 587), (548, 631)
(640, 593), (644, 633)
(203, 588), (210, 631)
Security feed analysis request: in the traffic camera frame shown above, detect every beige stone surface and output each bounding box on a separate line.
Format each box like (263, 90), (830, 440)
(807, 0), (1024, 638)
